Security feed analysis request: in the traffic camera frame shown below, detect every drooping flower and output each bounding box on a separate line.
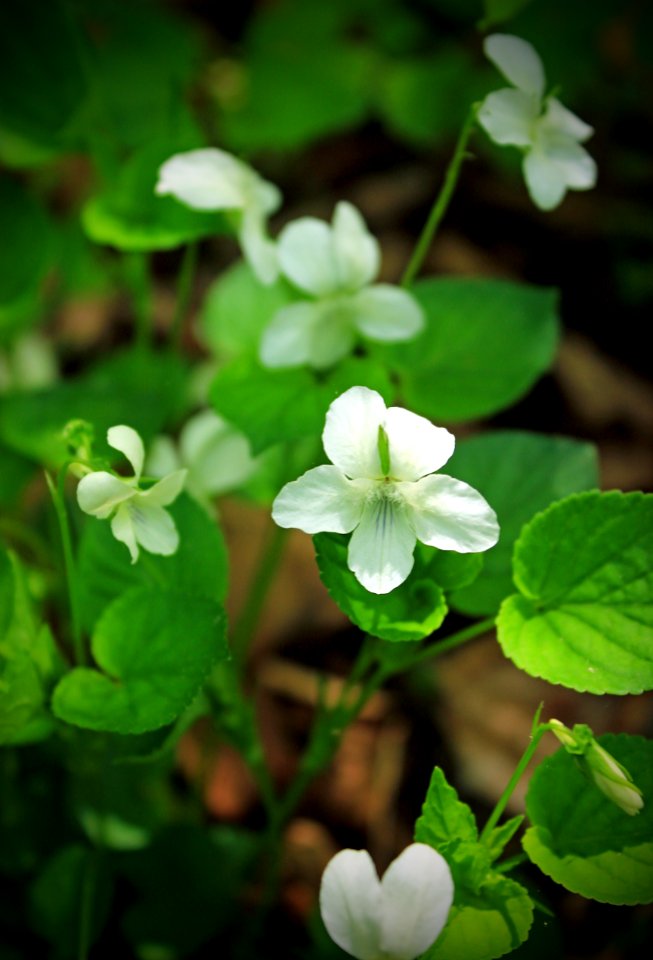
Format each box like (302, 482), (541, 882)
(77, 425), (186, 564)
(272, 386), (499, 594)
(146, 409), (258, 506)
(550, 720), (644, 816)
(478, 34), (596, 210)
(155, 148), (281, 283)
(319, 843), (454, 960)
(259, 202), (424, 370)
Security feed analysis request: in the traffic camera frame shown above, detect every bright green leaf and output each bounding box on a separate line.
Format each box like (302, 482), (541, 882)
(449, 432), (599, 615)
(523, 735), (653, 904)
(52, 586), (226, 734)
(497, 491), (653, 694)
(415, 767), (478, 846)
(485, 816), (525, 862)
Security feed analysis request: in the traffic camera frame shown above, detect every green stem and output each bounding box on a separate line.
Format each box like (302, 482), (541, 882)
(480, 709), (551, 843)
(169, 242), (199, 350)
(230, 522), (289, 669)
(401, 105), (478, 288)
(408, 615), (496, 670)
(46, 468), (85, 664)
(124, 252), (152, 348)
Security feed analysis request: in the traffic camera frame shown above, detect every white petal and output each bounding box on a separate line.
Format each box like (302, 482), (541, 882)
(383, 408), (455, 481)
(110, 504), (139, 563)
(146, 436), (181, 479)
(180, 411), (256, 496)
(380, 844), (454, 960)
(522, 148), (567, 210)
(403, 474), (499, 553)
(323, 386), (386, 479)
(536, 134), (597, 189)
(239, 207), (279, 285)
(347, 497), (417, 594)
(107, 425), (144, 479)
(319, 850), (383, 960)
(477, 88), (539, 146)
(77, 472), (135, 519)
(138, 470), (186, 508)
(351, 285), (425, 342)
(541, 97), (593, 143)
(332, 202), (380, 292)
(130, 503), (180, 557)
(259, 302), (322, 369)
(272, 465), (368, 535)
(155, 148), (249, 211)
(307, 300), (357, 369)
(484, 34), (545, 98)
(278, 217), (341, 296)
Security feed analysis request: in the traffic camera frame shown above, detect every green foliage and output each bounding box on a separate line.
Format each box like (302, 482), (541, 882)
(416, 767), (533, 960)
(524, 735), (653, 904)
(315, 533), (449, 641)
(498, 491), (653, 694)
(77, 493), (229, 630)
(448, 432), (599, 615)
(384, 278), (559, 422)
(0, 349), (188, 465)
(52, 586), (226, 734)
(0, 176), (52, 306)
(479, 0), (535, 28)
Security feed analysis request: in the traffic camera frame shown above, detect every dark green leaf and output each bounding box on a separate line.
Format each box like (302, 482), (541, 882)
(0, 176), (52, 305)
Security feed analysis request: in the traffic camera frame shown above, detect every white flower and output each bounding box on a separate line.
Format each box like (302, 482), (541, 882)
(146, 409), (258, 505)
(259, 202), (424, 370)
(478, 34), (597, 210)
(319, 843), (454, 960)
(272, 386), (499, 594)
(155, 148), (281, 284)
(77, 425), (186, 564)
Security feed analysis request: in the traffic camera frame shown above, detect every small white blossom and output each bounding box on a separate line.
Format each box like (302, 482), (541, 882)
(320, 843), (454, 960)
(77, 425), (186, 564)
(478, 34), (596, 210)
(259, 202), (424, 370)
(272, 386), (499, 594)
(0, 333), (58, 394)
(155, 148), (281, 283)
(146, 409), (258, 506)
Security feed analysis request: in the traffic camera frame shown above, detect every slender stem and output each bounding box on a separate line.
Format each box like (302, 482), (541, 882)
(230, 523), (289, 669)
(169, 242), (198, 350)
(408, 616), (496, 670)
(401, 105), (478, 288)
(125, 252), (152, 348)
(46, 468), (85, 664)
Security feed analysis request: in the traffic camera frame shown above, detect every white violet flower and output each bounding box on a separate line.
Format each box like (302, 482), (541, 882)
(155, 148), (281, 284)
(259, 201), (424, 370)
(272, 386), (499, 594)
(77, 425), (186, 564)
(146, 409), (258, 505)
(320, 843), (454, 960)
(478, 34), (597, 210)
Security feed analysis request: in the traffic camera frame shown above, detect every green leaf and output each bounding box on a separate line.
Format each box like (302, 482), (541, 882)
(448, 432), (599, 615)
(315, 533), (447, 642)
(385, 279), (559, 422)
(523, 734), (653, 904)
(0, 175), (52, 305)
(77, 493), (229, 630)
(485, 816), (525, 862)
(0, 348), (187, 466)
(0, 443), (34, 507)
(82, 142), (226, 252)
(497, 491), (653, 694)
(52, 586), (226, 734)
(415, 767), (478, 846)
(479, 0), (535, 29)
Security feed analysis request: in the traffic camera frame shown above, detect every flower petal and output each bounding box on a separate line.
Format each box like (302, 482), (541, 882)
(130, 503), (180, 557)
(541, 97), (593, 143)
(77, 472), (135, 519)
(319, 850), (383, 960)
(402, 474), (500, 553)
(351, 284), (425, 342)
(347, 497), (417, 594)
(239, 207), (279, 285)
(155, 148), (249, 210)
(139, 470), (186, 508)
(307, 300), (357, 369)
(323, 386), (386, 479)
(379, 844), (454, 960)
(272, 465), (368, 535)
(110, 504), (139, 563)
(537, 135), (597, 190)
(278, 217), (341, 296)
(260, 302), (323, 369)
(484, 34), (545, 97)
(477, 88), (539, 146)
(383, 407), (455, 481)
(522, 148), (567, 210)
(107, 425), (144, 479)
(332, 202), (380, 292)
(180, 411), (256, 496)
(146, 436), (181, 479)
